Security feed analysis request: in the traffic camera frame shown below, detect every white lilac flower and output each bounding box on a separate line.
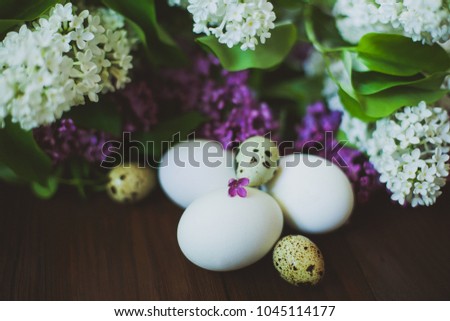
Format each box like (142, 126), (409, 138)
(340, 112), (373, 151)
(96, 8), (125, 31)
(0, 3), (135, 130)
(171, 0), (276, 51)
(303, 50), (326, 77)
(366, 102), (450, 207)
(333, 0), (450, 45)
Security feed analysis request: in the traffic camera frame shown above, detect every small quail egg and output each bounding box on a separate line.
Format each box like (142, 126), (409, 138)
(107, 163), (156, 203)
(236, 136), (280, 187)
(273, 235), (325, 286)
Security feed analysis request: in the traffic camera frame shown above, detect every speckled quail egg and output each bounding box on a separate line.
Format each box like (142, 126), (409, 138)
(236, 136), (280, 187)
(273, 235), (325, 286)
(107, 163), (156, 203)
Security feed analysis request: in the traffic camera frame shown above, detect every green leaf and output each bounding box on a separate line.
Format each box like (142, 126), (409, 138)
(339, 84), (447, 121)
(304, 4), (350, 53)
(359, 87), (447, 119)
(333, 46), (448, 121)
(338, 50), (357, 98)
(353, 72), (448, 95)
(31, 175), (59, 199)
(264, 76), (323, 113)
(0, 163), (23, 184)
(134, 112), (206, 158)
(409, 73), (450, 91)
(327, 51), (375, 122)
(0, 120), (52, 184)
(101, 0), (175, 46)
(0, 19), (22, 35)
(272, 0), (305, 8)
(196, 23), (297, 71)
(63, 98), (122, 136)
(309, 4), (347, 47)
(101, 0), (184, 65)
(337, 89), (378, 123)
(315, 0), (338, 12)
(357, 33), (450, 76)
(0, 0), (57, 36)
(0, 0), (57, 20)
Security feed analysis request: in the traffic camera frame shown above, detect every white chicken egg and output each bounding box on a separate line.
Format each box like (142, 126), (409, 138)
(177, 187), (283, 271)
(267, 153), (354, 234)
(158, 140), (235, 208)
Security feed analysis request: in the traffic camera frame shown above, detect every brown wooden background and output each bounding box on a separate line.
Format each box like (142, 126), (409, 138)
(1, 183), (449, 300)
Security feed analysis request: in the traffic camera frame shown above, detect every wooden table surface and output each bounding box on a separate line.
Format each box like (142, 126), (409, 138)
(1, 183), (449, 301)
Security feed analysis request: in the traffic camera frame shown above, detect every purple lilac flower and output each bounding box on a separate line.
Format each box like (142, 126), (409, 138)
(156, 54), (213, 112)
(33, 119), (112, 164)
(296, 101), (342, 151)
(117, 80), (158, 132)
(295, 102), (381, 204)
(228, 178), (250, 198)
(286, 42), (314, 68)
(159, 54), (278, 148)
(335, 147), (381, 204)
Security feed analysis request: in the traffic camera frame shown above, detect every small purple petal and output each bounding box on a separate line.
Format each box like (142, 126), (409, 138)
(227, 177), (249, 198)
(238, 177), (250, 186)
(237, 187), (247, 198)
(228, 188), (237, 197)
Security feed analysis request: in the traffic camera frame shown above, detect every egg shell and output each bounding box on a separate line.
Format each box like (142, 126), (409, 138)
(267, 153), (354, 234)
(107, 164), (156, 203)
(236, 136), (280, 187)
(158, 140), (235, 208)
(273, 235), (325, 286)
(177, 187), (283, 271)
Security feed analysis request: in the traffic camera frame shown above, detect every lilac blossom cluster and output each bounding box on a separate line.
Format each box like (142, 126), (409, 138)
(33, 119), (112, 164)
(117, 80), (159, 132)
(159, 54), (278, 147)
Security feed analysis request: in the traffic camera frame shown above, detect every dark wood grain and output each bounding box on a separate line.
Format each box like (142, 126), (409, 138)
(0, 183), (449, 300)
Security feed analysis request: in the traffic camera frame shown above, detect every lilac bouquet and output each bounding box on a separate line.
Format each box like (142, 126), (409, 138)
(0, 0), (448, 208)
